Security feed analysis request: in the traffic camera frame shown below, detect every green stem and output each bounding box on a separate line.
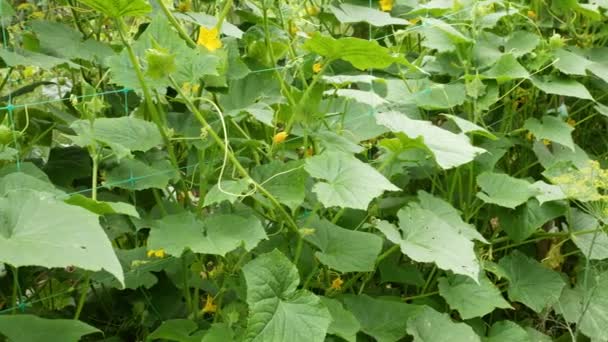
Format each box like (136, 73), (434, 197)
(11, 267), (19, 314)
(182, 257), (192, 314)
(115, 17), (188, 197)
(169, 77), (300, 233)
(156, 0), (197, 48)
(404, 290), (439, 301)
(73, 273), (90, 320)
(91, 150), (98, 201)
(215, 0), (234, 31)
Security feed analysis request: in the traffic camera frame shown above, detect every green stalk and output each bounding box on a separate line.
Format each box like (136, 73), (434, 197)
(215, 0), (234, 31)
(115, 17), (189, 199)
(73, 273), (90, 320)
(11, 267), (19, 314)
(169, 77), (300, 233)
(156, 0), (197, 48)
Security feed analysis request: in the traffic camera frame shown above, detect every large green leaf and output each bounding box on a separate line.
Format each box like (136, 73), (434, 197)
(417, 191), (488, 243)
(419, 18), (472, 53)
(148, 212), (267, 257)
(70, 117), (163, 158)
(556, 269), (608, 341)
(376, 204), (480, 280)
(524, 116), (575, 151)
(242, 250), (331, 342)
(95, 247), (164, 290)
(330, 3), (408, 27)
(476, 172), (538, 209)
(30, 20), (113, 63)
(438, 274), (512, 319)
(0, 172), (64, 197)
(554, 49), (592, 75)
(303, 217), (383, 272)
(147, 320), (231, 342)
(105, 156), (179, 191)
(569, 208), (608, 260)
(406, 306), (480, 342)
(413, 82), (467, 109)
(0, 190), (124, 285)
(342, 294), (422, 342)
(320, 297), (360, 342)
(499, 251), (565, 312)
(483, 54), (529, 82)
(76, 0), (151, 17)
(504, 31), (540, 57)
(0, 315), (100, 342)
(531, 76), (594, 100)
(252, 160), (306, 211)
(377, 111), (486, 169)
(0, 48), (81, 70)
(65, 194), (139, 217)
(486, 321), (529, 342)
(203, 179), (251, 207)
(304, 33), (409, 70)
(304, 151), (398, 210)
(497, 199), (566, 242)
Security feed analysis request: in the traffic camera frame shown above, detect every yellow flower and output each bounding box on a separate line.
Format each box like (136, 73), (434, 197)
(567, 118), (576, 127)
(306, 5), (320, 16)
(299, 228), (316, 236)
(273, 131), (288, 144)
(542, 139), (551, 146)
(409, 18), (421, 25)
(17, 3), (36, 11)
(289, 21), (298, 36)
(177, 0), (191, 12)
(526, 132), (534, 141)
(147, 249), (166, 258)
(330, 277), (344, 290)
(312, 62), (322, 73)
(30, 11), (45, 19)
(197, 27), (222, 52)
(527, 10), (537, 19)
(306, 147), (314, 157)
(379, 0), (394, 12)
(202, 294), (217, 314)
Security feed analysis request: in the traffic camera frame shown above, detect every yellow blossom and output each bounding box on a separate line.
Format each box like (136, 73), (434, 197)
(177, 0), (191, 12)
(147, 249), (166, 258)
(17, 3), (36, 11)
(273, 131), (288, 144)
(330, 277), (344, 290)
(202, 294), (217, 314)
(567, 118), (576, 127)
(526, 132), (534, 141)
(312, 62), (322, 73)
(306, 5), (320, 16)
(527, 10), (537, 19)
(30, 11), (45, 19)
(299, 228), (316, 236)
(197, 27), (222, 52)
(306, 147), (314, 157)
(379, 0), (394, 12)
(542, 139), (551, 146)
(409, 18), (421, 25)
(289, 21), (298, 36)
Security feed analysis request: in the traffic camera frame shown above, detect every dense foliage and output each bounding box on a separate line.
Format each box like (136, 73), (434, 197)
(1, 0), (608, 341)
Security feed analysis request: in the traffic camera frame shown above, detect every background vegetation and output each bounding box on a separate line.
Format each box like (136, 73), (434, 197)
(1, 0), (608, 341)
